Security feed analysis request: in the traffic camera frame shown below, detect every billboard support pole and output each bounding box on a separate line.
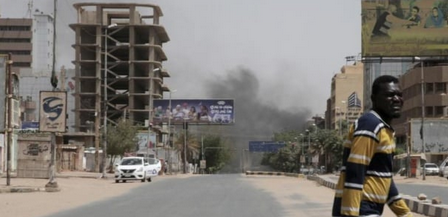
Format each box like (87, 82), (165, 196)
(46, 0), (58, 189)
(419, 59), (426, 181)
(5, 53), (12, 186)
(183, 121), (188, 174)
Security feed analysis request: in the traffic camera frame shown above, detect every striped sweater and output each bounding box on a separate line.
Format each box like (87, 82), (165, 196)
(332, 111), (412, 217)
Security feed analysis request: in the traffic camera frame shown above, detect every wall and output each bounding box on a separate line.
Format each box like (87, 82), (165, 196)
(16, 133), (51, 178)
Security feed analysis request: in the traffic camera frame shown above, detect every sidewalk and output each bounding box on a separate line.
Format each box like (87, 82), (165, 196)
(0, 171), (116, 193)
(314, 174), (448, 217)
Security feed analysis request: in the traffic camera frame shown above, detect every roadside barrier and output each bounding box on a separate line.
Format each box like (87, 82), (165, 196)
(245, 171), (305, 178)
(308, 175), (448, 217)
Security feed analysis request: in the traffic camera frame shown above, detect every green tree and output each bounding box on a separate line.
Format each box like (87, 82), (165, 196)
(106, 118), (139, 171)
(309, 129), (344, 172)
(173, 131), (200, 170)
(201, 135), (231, 173)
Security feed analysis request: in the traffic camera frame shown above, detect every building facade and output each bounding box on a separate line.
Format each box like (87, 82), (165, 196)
(70, 3), (171, 171)
(363, 60), (414, 112)
(394, 62), (448, 164)
(329, 61), (364, 130)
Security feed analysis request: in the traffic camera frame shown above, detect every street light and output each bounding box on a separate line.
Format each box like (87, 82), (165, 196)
(167, 89), (177, 174)
(147, 67), (162, 159)
(335, 106), (342, 137)
(305, 129), (311, 170)
(415, 56), (426, 181)
(101, 23), (117, 178)
(341, 100), (347, 126)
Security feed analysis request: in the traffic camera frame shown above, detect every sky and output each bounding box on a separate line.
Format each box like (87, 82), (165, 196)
(0, 0), (361, 121)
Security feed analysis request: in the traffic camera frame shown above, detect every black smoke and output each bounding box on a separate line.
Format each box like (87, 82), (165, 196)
(201, 67), (311, 173)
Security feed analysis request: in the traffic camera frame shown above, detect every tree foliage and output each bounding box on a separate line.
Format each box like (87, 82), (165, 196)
(262, 127), (345, 173)
(201, 135), (231, 173)
(173, 131), (200, 167)
(107, 118), (139, 161)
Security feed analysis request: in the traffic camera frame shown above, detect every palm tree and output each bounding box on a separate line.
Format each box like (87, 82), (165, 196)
(308, 129), (343, 173)
(173, 131), (200, 172)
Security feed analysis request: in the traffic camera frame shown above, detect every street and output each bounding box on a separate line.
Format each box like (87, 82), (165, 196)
(1, 174), (429, 217)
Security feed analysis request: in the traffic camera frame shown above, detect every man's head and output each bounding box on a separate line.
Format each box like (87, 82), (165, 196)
(371, 75), (403, 121)
(412, 6), (420, 16)
(433, 7), (439, 17)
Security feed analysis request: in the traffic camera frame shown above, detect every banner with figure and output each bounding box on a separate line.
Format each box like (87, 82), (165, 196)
(39, 91), (67, 132)
(362, 0), (448, 57)
(153, 99), (234, 125)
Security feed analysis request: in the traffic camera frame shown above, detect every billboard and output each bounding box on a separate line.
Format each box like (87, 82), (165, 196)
(152, 99), (234, 125)
(248, 141), (286, 153)
(410, 118), (448, 153)
(362, 0), (448, 57)
(39, 91), (67, 132)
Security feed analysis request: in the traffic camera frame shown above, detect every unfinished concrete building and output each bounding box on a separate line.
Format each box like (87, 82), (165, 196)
(70, 3), (170, 158)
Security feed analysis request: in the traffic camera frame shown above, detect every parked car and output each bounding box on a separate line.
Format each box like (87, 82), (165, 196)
(422, 163), (439, 176)
(439, 157), (448, 177)
(443, 166), (448, 179)
(114, 157), (162, 183)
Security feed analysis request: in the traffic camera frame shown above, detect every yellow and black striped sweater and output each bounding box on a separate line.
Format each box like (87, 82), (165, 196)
(332, 111), (412, 217)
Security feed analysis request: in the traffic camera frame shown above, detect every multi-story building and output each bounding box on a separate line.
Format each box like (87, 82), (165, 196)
(0, 12), (55, 173)
(70, 3), (171, 170)
(0, 11), (55, 123)
(0, 18), (33, 75)
(329, 61), (364, 131)
(363, 59), (414, 111)
(394, 62), (448, 164)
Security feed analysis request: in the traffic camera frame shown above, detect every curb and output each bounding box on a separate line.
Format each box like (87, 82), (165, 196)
(0, 186), (46, 194)
(245, 171), (305, 178)
(309, 175), (448, 217)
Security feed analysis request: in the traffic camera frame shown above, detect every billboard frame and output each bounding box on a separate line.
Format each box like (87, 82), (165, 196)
(39, 91), (67, 132)
(361, 0), (448, 58)
(152, 99), (235, 125)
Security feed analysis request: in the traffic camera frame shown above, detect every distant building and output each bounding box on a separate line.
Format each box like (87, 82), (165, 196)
(363, 59), (413, 111)
(394, 62), (448, 164)
(329, 61), (364, 130)
(0, 12), (55, 173)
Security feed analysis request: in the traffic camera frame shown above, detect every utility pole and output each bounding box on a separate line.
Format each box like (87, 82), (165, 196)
(46, 0), (58, 189)
(6, 53), (13, 186)
(101, 23), (117, 178)
(420, 59), (426, 181)
(183, 120), (188, 173)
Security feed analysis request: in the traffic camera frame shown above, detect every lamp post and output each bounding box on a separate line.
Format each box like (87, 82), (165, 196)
(167, 89), (177, 174)
(336, 106), (342, 137)
(416, 56), (426, 181)
(341, 100), (347, 129)
(101, 23), (117, 178)
(305, 129), (311, 170)
(147, 67), (161, 161)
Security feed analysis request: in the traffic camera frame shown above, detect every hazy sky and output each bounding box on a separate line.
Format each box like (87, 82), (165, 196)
(0, 0), (361, 117)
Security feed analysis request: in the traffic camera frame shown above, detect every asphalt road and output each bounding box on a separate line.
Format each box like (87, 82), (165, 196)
(42, 174), (427, 217)
(397, 182), (448, 203)
(42, 174), (334, 217)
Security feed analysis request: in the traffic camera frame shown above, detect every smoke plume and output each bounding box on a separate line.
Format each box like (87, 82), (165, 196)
(202, 67), (311, 172)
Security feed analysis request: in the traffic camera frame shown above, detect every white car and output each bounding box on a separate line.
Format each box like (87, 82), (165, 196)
(114, 157), (162, 183)
(423, 163), (439, 176)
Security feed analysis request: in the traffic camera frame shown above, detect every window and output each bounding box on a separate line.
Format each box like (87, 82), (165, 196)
(435, 106), (445, 116)
(436, 82), (446, 93)
(426, 83), (434, 94)
(425, 106), (433, 117)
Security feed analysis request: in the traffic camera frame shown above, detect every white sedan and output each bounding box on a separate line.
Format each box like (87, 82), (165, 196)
(114, 157), (161, 183)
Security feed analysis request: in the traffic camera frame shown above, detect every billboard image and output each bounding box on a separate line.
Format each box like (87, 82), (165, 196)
(362, 0), (448, 57)
(39, 91), (67, 132)
(152, 99), (234, 125)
